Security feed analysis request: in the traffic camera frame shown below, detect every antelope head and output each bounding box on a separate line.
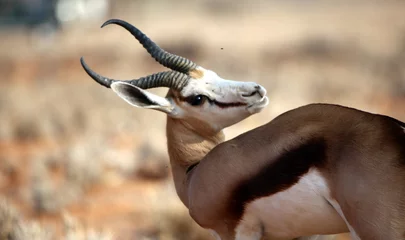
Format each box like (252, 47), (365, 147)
(81, 19), (269, 134)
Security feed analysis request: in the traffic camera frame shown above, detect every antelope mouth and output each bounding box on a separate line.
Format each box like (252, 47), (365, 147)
(247, 96), (269, 112)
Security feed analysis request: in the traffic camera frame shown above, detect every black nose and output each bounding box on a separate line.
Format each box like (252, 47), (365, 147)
(242, 90), (260, 98)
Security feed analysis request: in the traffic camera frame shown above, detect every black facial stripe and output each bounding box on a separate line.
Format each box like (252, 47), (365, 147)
(212, 100), (247, 108)
(179, 95), (247, 108)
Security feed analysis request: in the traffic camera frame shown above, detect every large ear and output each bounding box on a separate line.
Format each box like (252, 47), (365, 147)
(111, 82), (174, 114)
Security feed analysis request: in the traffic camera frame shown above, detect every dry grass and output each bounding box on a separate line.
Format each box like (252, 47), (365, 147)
(0, 198), (112, 240)
(145, 183), (211, 240)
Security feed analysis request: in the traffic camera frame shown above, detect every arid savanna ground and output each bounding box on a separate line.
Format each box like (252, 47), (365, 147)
(0, 1), (404, 239)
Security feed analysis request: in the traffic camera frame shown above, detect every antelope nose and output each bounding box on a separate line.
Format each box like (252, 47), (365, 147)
(255, 85), (267, 98)
(242, 84), (267, 98)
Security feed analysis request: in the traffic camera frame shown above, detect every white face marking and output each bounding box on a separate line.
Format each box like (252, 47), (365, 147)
(109, 66), (269, 133)
(181, 68), (266, 102)
(173, 67), (269, 132)
(235, 169), (348, 239)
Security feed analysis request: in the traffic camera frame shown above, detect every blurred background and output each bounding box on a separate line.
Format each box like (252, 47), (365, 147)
(0, 0), (404, 239)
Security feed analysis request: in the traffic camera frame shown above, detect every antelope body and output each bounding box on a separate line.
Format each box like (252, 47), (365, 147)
(81, 19), (405, 240)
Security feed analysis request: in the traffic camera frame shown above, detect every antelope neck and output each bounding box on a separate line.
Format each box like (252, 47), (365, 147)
(166, 117), (225, 206)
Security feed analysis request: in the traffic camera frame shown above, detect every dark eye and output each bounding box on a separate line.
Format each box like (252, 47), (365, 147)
(187, 95), (207, 106)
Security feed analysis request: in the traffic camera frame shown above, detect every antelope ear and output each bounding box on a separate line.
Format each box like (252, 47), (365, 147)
(111, 82), (174, 114)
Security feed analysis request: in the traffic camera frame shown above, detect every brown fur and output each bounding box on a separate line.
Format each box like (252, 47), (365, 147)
(166, 117), (224, 206)
(166, 103), (405, 239)
(189, 69), (205, 79)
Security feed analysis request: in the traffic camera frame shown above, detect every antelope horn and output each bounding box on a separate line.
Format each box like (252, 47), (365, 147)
(80, 57), (190, 90)
(101, 19), (198, 74)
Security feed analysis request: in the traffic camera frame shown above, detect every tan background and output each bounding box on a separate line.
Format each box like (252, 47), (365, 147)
(0, 0), (404, 239)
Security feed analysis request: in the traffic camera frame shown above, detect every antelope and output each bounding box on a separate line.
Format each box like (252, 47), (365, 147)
(80, 19), (405, 240)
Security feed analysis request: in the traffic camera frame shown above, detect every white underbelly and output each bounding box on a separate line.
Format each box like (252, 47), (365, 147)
(237, 169), (348, 239)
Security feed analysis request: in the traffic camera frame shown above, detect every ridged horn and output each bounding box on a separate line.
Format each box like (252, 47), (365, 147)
(80, 57), (190, 90)
(101, 19), (198, 74)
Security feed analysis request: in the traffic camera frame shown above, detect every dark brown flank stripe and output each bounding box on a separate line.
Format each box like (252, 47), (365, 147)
(380, 115), (405, 129)
(229, 138), (327, 220)
(380, 116), (405, 166)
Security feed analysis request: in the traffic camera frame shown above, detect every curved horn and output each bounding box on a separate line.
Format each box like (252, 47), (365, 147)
(101, 19), (198, 74)
(80, 57), (190, 90)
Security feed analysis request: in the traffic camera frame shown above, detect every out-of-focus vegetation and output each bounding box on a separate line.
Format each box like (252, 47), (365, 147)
(0, 0), (404, 239)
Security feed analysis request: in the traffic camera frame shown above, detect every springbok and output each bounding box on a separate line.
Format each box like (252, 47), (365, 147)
(80, 19), (405, 240)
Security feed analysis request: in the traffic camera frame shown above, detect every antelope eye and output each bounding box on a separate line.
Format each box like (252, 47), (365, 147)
(188, 95), (207, 106)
